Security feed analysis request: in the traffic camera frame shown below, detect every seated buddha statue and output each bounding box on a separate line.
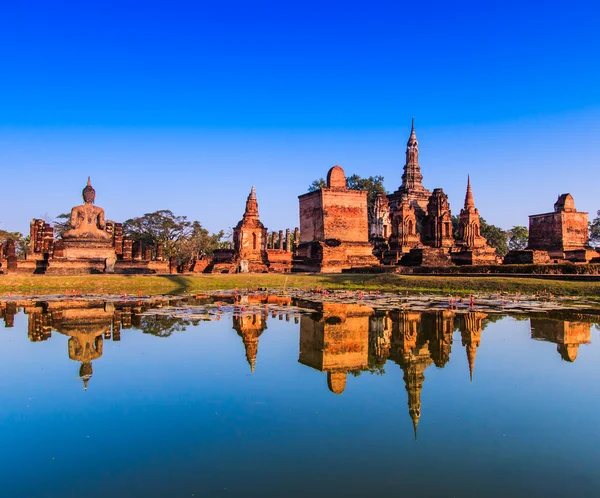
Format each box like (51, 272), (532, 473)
(62, 177), (111, 241)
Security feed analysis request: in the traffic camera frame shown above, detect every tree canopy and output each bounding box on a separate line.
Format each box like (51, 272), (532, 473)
(590, 210), (600, 247)
(123, 210), (225, 264)
(308, 174), (386, 207)
(507, 225), (529, 251)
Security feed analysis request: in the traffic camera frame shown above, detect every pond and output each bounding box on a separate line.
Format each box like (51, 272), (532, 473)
(1, 294), (599, 497)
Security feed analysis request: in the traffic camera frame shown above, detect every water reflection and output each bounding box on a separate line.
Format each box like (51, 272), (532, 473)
(6, 297), (597, 432)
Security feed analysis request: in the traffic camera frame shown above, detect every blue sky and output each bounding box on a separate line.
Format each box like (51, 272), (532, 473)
(1, 1), (599, 235)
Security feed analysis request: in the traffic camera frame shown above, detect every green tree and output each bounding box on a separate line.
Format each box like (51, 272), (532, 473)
(123, 210), (224, 264)
(177, 221), (225, 263)
(53, 213), (71, 237)
(0, 229), (29, 258)
(308, 174), (386, 207)
(508, 225), (529, 251)
(589, 210), (600, 247)
(123, 210), (192, 256)
(480, 218), (508, 256)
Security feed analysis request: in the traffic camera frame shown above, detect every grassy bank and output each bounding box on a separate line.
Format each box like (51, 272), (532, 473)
(1, 273), (599, 297)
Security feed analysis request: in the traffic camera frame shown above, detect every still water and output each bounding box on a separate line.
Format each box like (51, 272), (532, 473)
(1, 297), (599, 497)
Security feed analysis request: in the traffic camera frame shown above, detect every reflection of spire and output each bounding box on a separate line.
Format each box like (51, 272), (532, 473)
(466, 344), (476, 382)
(327, 371), (347, 395)
(79, 361), (93, 391)
(460, 312), (486, 383)
(403, 361), (424, 441)
(233, 314), (266, 373)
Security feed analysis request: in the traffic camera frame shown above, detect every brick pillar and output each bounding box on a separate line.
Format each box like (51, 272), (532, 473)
(122, 237), (133, 261)
(42, 223), (54, 254)
(4, 302), (16, 327)
(293, 227), (299, 251)
(278, 230), (284, 250)
(112, 311), (121, 341)
(156, 243), (163, 261)
(113, 223), (123, 256)
(121, 308), (132, 329)
(285, 229), (291, 252)
(6, 240), (17, 272)
(132, 241), (142, 261)
(144, 247), (152, 261)
(169, 256), (177, 274)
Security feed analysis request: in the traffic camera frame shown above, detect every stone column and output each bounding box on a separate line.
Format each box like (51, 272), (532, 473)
(285, 229), (291, 252)
(156, 243), (163, 261)
(293, 227), (299, 251)
(278, 230), (284, 250)
(144, 247), (152, 261)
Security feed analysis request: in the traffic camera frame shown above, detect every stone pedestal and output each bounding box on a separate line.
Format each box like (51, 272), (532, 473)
(61, 240), (116, 262)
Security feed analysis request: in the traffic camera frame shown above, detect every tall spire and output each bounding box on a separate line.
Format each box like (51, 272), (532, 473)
(464, 175), (475, 210)
(407, 117), (418, 151)
(87, 176), (92, 187)
(243, 186), (259, 218)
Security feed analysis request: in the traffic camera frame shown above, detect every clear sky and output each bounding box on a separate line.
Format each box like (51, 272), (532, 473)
(1, 0), (599, 236)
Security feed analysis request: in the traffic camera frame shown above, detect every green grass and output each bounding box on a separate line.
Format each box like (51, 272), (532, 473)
(1, 273), (599, 297)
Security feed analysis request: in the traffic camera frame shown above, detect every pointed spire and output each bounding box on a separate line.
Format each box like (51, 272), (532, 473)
(467, 344), (476, 382)
(243, 186), (259, 218)
(464, 175), (475, 210)
(87, 176), (92, 186)
(83, 378), (89, 391)
(412, 416), (419, 440)
(407, 117), (418, 146)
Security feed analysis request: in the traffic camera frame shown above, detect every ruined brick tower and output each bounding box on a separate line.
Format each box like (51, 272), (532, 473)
(233, 186), (269, 272)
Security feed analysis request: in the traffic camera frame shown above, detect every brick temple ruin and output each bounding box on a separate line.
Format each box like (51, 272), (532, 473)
(294, 165), (379, 272)
(505, 193), (597, 264)
(368, 120), (498, 267)
(205, 187), (296, 273)
(1, 121), (598, 275)
(1, 178), (169, 275)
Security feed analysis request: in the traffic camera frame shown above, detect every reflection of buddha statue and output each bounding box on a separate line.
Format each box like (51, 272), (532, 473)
(62, 177), (111, 242)
(68, 333), (103, 390)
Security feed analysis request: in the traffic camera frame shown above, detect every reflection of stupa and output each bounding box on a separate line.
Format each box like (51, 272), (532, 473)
(459, 312), (487, 381)
(233, 313), (267, 373)
(389, 311), (433, 439)
(368, 314), (392, 365)
(530, 319), (591, 362)
(427, 311), (455, 368)
(299, 303), (371, 394)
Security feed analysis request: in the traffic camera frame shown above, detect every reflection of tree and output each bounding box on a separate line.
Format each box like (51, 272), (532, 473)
(138, 315), (198, 337)
(349, 365), (386, 377)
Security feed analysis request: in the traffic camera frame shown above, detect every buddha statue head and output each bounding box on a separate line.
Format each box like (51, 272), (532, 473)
(82, 177), (96, 204)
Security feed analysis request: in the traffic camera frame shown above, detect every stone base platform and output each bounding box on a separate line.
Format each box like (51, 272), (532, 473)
(452, 247), (500, 266)
(402, 247), (454, 267)
(293, 241), (378, 273)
